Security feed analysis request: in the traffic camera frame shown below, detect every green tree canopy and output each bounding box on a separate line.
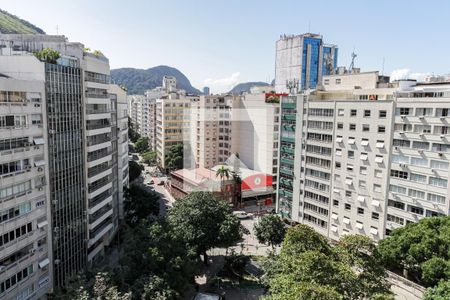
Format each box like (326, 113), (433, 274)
(33, 48), (60, 64)
(128, 161), (143, 182)
(167, 191), (246, 264)
(424, 280), (450, 300)
(263, 225), (392, 300)
(135, 137), (150, 153)
(165, 143), (183, 171)
(123, 185), (159, 226)
(253, 214), (286, 249)
(141, 150), (157, 165)
(378, 216), (450, 286)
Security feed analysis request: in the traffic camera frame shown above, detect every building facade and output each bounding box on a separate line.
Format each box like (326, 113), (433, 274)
(275, 33), (338, 93)
(277, 70), (450, 242)
(0, 34), (128, 293)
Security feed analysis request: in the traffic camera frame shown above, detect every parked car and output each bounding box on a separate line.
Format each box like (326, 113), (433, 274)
(192, 292), (222, 300)
(232, 210), (250, 219)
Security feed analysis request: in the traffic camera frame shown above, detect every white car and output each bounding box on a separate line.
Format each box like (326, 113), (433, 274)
(233, 211), (249, 219)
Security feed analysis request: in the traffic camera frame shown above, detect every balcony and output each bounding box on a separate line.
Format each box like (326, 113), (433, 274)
(281, 147), (295, 155)
(282, 114), (296, 121)
(279, 168), (294, 176)
(280, 158), (294, 166)
(281, 102), (296, 109)
(281, 136), (295, 144)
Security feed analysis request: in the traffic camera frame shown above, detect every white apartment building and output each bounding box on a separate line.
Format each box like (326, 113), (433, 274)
(0, 34), (128, 290)
(277, 70), (450, 242)
(0, 66), (52, 299)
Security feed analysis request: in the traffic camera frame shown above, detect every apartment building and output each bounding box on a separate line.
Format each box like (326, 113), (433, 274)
(156, 93), (196, 169)
(0, 34), (128, 290)
(189, 95), (238, 169)
(0, 61), (52, 299)
(277, 70), (450, 242)
(275, 33), (338, 93)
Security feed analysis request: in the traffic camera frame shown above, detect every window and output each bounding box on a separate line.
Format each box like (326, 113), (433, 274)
(396, 107), (411, 116)
(412, 141), (429, 150)
(347, 164), (353, 172)
(357, 207), (364, 215)
(378, 126), (386, 133)
(390, 169), (408, 179)
(408, 188), (425, 199)
(388, 199), (405, 210)
(349, 123), (356, 130)
(410, 173), (426, 183)
(427, 193), (446, 204)
(411, 157), (428, 166)
(408, 205), (424, 215)
(387, 214), (404, 225)
(335, 161), (341, 169)
(393, 139), (411, 148)
(350, 109), (357, 117)
(416, 108), (433, 116)
(345, 203), (351, 210)
(338, 109), (344, 116)
(436, 108), (449, 117)
(360, 166), (367, 175)
(389, 184), (407, 195)
(364, 110), (371, 117)
(429, 177), (448, 188)
(324, 79), (329, 85)
(392, 154), (409, 164)
(337, 122), (343, 129)
(359, 180), (367, 188)
(347, 150), (354, 159)
(372, 212), (379, 220)
(379, 110), (387, 118)
(362, 124), (370, 132)
(373, 184), (382, 193)
(336, 78), (341, 84)
(431, 160), (449, 170)
(345, 190), (352, 197)
(333, 200), (339, 206)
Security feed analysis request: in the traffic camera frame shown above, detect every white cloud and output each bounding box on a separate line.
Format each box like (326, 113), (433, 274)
(202, 72), (240, 93)
(390, 68), (431, 82)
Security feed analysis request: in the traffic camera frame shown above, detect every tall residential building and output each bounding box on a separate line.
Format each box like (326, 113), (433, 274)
(0, 56), (52, 299)
(189, 95), (238, 169)
(275, 33), (338, 93)
(156, 92), (196, 169)
(0, 34), (128, 291)
(277, 69), (450, 242)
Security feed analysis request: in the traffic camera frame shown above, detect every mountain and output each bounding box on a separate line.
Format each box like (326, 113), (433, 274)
(228, 81), (271, 94)
(0, 9), (45, 34)
(110, 66), (201, 95)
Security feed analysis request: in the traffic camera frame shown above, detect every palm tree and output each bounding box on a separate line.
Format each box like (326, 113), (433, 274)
(215, 165), (231, 181)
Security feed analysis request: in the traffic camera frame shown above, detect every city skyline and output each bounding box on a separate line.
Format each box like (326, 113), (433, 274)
(2, 0), (450, 92)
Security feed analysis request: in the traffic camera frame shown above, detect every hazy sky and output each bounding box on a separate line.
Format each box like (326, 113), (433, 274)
(2, 0), (450, 92)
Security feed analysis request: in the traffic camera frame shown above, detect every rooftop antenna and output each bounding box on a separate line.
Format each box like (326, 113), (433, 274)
(286, 79), (299, 94)
(381, 57), (385, 76)
(349, 51), (357, 72)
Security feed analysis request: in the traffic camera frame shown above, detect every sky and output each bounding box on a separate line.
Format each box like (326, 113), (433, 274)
(2, 0), (450, 93)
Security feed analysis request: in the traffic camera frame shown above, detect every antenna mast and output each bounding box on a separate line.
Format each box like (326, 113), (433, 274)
(349, 52), (357, 72)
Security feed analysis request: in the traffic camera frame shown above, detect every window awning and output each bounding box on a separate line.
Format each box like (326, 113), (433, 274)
(336, 137), (343, 143)
(370, 228), (378, 235)
(39, 258), (50, 268)
(361, 140), (369, 146)
(371, 200), (380, 207)
(331, 213), (338, 220)
(348, 139), (356, 145)
(331, 225), (338, 232)
(343, 217), (350, 224)
(33, 138), (45, 145)
(37, 220), (48, 228)
(34, 160), (45, 167)
(376, 142), (385, 149)
(357, 195), (365, 202)
(356, 222), (364, 229)
(360, 154), (368, 161)
(336, 150), (342, 156)
(345, 179), (353, 186)
(333, 188), (340, 194)
(375, 156), (384, 164)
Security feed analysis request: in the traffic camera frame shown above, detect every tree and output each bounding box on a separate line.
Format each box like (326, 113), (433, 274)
(424, 280), (450, 300)
(128, 161), (143, 182)
(141, 150), (157, 165)
(215, 165), (231, 180)
(33, 48), (60, 64)
(167, 191), (246, 264)
(165, 144), (183, 171)
(378, 216), (450, 286)
(253, 214), (286, 249)
(135, 137), (150, 153)
(263, 225), (392, 300)
(128, 117), (140, 143)
(123, 185), (159, 226)
(421, 257), (449, 287)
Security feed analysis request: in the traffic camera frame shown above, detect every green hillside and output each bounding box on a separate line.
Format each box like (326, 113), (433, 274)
(0, 9), (45, 34)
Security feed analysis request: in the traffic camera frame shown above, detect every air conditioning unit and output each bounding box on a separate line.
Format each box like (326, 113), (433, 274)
(38, 187), (43, 191)
(439, 152), (444, 157)
(418, 150), (424, 154)
(0, 266), (5, 272)
(394, 146), (399, 150)
(399, 164), (406, 168)
(400, 132), (405, 135)
(419, 134), (424, 137)
(29, 248), (36, 254)
(419, 116), (424, 120)
(401, 116), (406, 119)
(38, 167), (43, 172)
(440, 117), (446, 121)
(441, 135), (446, 139)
